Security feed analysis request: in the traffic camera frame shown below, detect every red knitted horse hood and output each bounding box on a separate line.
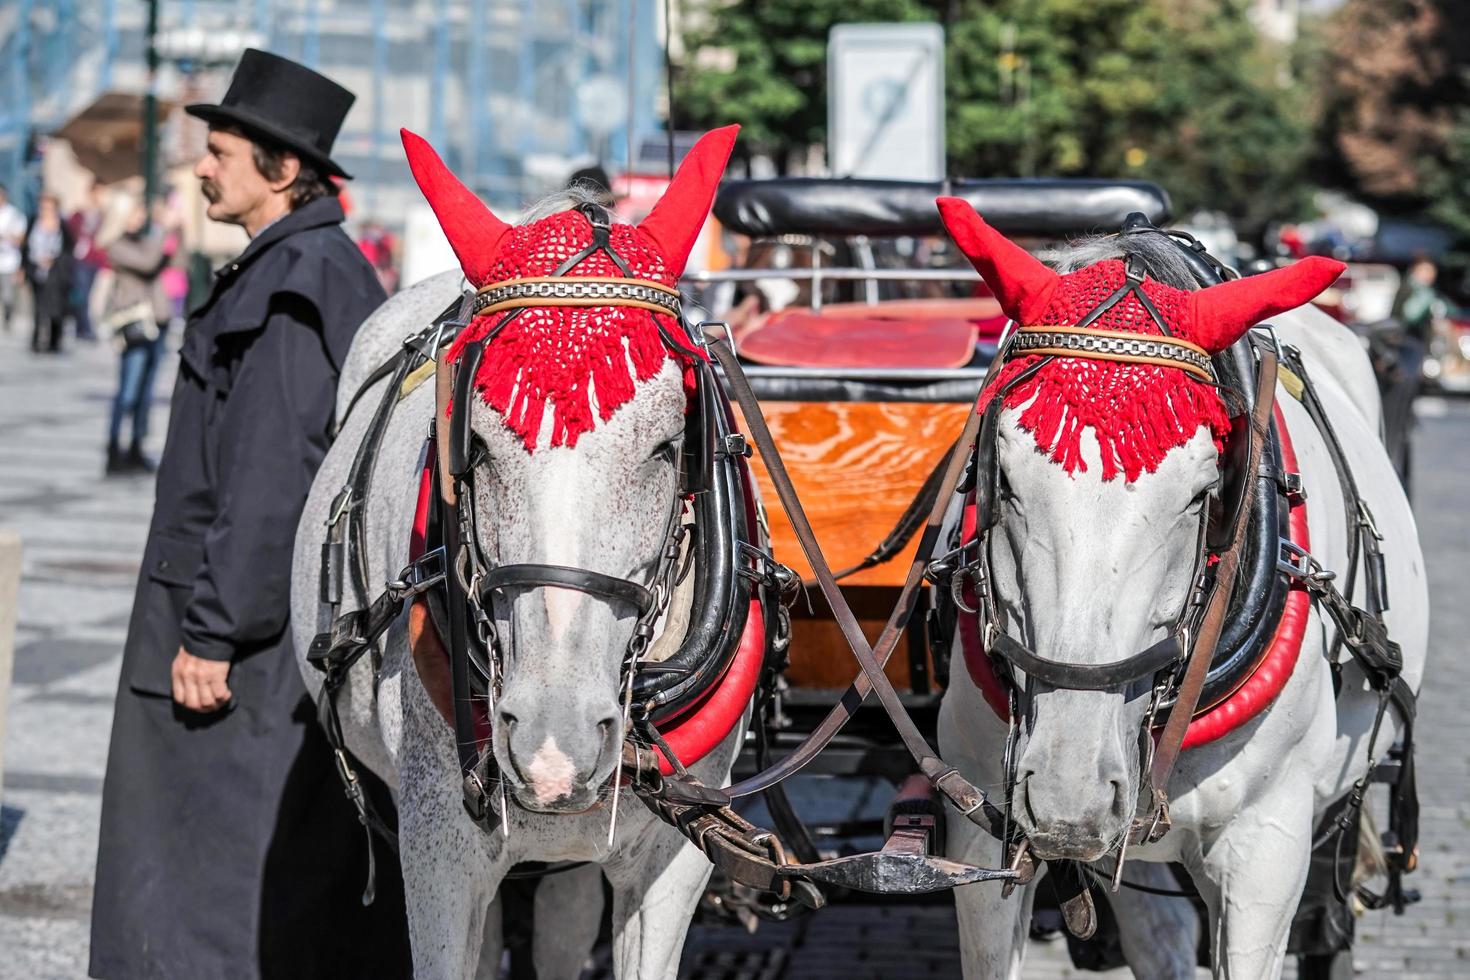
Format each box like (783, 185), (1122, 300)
(401, 125), (739, 451)
(936, 197), (1345, 480)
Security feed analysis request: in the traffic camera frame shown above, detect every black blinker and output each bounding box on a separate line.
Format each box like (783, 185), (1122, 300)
(448, 340), (485, 478)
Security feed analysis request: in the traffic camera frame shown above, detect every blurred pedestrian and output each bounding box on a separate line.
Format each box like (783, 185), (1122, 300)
(89, 49), (409, 980)
(1391, 255), (1444, 344)
(99, 194), (170, 476)
(0, 183), (24, 331)
(356, 218), (400, 294)
(24, 193), (73, 353)
(68, 180), (111, 342)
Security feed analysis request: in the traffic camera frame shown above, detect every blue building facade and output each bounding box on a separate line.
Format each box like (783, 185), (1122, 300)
(0, 0), (664, 217)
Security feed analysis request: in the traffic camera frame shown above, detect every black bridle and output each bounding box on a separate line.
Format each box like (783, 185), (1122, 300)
(437, 202), (704, 830)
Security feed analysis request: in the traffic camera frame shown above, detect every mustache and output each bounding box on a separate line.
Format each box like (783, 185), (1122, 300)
(200, 179), (221, 203)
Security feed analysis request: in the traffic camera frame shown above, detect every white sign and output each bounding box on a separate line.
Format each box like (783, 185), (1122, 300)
(828, 23), (945, 181)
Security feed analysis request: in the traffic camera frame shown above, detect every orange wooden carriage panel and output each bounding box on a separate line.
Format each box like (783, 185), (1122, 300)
(732, 399), (973, 691)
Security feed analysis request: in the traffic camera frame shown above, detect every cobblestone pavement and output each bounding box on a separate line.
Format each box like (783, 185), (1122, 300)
(0, 326), (1466, 978)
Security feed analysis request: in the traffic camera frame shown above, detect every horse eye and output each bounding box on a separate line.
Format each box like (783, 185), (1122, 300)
(647, 437), (680, 463)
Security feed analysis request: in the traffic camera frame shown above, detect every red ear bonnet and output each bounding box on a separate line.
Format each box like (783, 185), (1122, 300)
(1187, 256), (1346, 353)
(640, 125), (740, 276)
(935, 196), (1344, 480)
(400, 128), (510, 286)
(936, 197), (1060, 324)
(402, 126), (740, 452)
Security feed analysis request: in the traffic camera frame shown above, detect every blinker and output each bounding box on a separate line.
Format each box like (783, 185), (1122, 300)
(448, 340), (485, 479)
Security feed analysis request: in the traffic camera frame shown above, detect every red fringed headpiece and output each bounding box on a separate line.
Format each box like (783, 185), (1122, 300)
(979, 261), (1232, 482)
(442, 215), (692, 451)
(936, 198), (1345, 482)
(402, 125), (739, 451)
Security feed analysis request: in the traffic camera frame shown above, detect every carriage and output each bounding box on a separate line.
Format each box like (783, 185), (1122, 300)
(668, 176), (1421, 971)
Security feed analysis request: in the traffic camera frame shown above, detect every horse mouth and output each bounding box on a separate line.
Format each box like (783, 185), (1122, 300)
(1023, 827), (1117, 863)
(508, 786), (605, 815)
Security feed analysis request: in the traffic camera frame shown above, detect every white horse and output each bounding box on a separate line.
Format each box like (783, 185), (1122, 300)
(932, 201), (1428, 978)
(291, 127), (745, 979)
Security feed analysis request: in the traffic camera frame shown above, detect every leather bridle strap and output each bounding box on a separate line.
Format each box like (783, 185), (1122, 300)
(990, 632), (1182, 692)
(708, 339), (1006, 833)
(479, 564), (655, 615)
(1143, 342), (1279, 827)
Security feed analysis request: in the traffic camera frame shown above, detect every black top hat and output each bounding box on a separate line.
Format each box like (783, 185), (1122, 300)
(186, 49), (356, 179)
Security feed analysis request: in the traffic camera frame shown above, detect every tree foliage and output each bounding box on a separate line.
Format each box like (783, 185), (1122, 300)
(674, 0), (933, 173)
(674, 0), (1312, 231)
(1310, 0), (1470, 235)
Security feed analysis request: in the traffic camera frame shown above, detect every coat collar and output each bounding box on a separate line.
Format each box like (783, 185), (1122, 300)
(213, 196), (346, 282)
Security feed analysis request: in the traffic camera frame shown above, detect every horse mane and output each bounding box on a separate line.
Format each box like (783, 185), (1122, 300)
(518, 182), (615, 225)
(1052, 231), (1209, 291)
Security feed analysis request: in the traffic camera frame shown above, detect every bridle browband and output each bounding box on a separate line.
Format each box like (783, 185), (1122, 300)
(471, 275), (683, 321)
(1006, 325), (1214, 382)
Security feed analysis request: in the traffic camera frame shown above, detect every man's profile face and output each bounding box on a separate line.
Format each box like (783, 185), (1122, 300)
(195, 128), (274, 227)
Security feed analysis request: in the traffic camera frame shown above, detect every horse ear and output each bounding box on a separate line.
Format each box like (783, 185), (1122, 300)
(1187, 257), (1346, 353)
(936, 197), (1061, 324)
(401, 128), (511, 286)
(638, 125), (739, 277)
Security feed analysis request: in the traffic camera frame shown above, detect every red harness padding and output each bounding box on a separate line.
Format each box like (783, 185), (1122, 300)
(407, 448), (763, 776)
(959, 404), (1310, 747)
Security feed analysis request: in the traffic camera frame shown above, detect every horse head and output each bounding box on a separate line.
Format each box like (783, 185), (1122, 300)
(404, 126), (736, 813)
(938, 199), (1342, 859)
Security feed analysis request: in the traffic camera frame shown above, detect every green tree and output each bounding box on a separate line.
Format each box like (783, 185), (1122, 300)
(675, 0), (934, 173)
(1309, 0), (1470, 232)
(674, 0), (1313, 233)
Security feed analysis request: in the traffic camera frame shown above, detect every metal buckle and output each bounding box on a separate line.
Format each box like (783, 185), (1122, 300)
(385, 548), (447, 601)
(1278, 470), (1306, 505)
(1357, 500), (1384, 542)
(325, 486), (354, 529)
(1278, 539), (1335, 585)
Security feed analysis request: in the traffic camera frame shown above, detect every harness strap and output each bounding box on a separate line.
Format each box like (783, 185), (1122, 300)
(989, 632), (1182, 692)
(1142, 340), (1279, 837)
(479, 563), (655, 614)
(707, 339), (1009, 835)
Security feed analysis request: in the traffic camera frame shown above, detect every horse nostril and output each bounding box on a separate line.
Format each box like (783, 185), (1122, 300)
(1110, 779), (1129, 816)
(497, 708), (518, 734)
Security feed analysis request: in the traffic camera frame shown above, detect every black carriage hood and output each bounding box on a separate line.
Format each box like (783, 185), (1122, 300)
(713, 177), (1172, 240)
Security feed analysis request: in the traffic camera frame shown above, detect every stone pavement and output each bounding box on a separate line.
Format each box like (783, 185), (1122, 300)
(0, 324), (1466, 978)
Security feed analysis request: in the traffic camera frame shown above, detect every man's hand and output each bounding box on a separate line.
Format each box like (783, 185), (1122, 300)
(171, 647), (232, 713)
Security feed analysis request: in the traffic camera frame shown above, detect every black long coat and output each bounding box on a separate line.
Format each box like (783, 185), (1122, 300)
(90, 198), (411, 979)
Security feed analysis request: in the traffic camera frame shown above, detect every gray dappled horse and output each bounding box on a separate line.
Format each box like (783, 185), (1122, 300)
(932, 200), (1427, 978)
(291, 127), (746, 979)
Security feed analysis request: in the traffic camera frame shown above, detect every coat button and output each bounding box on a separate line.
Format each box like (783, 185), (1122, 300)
(158, 559), (170, 571)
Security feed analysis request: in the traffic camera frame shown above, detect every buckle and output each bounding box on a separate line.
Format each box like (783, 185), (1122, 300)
(1277, 470), (1306, 505)
(385, 548), (447, 601)
(1278, 539), (1335, 586)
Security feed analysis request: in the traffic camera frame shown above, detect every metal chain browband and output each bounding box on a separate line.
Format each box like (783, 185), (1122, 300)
(1010, 325), (1215, 382)
(472, 275), (683, 320)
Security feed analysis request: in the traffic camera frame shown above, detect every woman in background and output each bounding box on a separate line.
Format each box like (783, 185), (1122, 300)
(101, 196), (172, 475)
(24, 193), (74, 353)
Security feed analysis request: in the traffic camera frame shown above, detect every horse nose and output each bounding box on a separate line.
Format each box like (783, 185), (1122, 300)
(494, 695), (621, 804)
(1019, 767), (1130, 859)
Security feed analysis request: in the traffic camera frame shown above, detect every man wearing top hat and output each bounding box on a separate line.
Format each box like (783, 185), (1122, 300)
(90, 50), (410, 979)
